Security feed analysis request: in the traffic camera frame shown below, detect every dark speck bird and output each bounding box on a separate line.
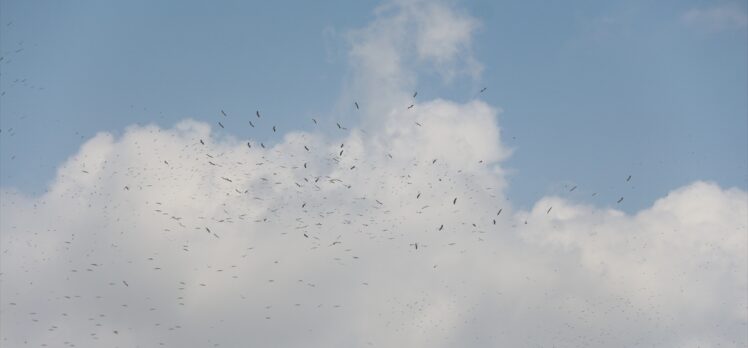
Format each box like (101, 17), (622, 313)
(218, 122), (224, 128)
(617, 197), (624, 203)
(256, 110), (261, 118)
(453, 197), (457, 205)
(354, 102), (359, 109)
(626, 175), (632, 182)
(249, 121), (255, 128)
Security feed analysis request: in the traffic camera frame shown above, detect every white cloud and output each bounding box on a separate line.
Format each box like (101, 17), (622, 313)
(1, 0), (747, 347)
(340, 0), (482, 123)
(683, 3), (748, 32)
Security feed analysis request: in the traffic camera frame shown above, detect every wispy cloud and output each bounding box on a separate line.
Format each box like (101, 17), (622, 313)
(682, 3), (748, 32)
(1, 0), (746, 346)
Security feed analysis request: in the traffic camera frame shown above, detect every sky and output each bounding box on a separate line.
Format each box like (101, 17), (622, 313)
(0, 0), (746, 347)
(1, 0), (746, 212)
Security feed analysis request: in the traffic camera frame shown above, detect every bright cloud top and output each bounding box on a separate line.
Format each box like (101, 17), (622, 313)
(1, 0), (747, 347)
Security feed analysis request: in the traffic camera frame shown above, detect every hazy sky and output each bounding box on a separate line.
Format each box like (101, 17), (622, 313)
(1, 0), (746, 347)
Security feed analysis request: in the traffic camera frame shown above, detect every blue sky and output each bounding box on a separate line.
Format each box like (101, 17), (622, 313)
(1, 0), (746, 212)
(1, 1), (747, 346)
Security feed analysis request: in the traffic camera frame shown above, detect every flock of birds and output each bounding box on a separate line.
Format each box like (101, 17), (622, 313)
(0, 84), (644, 347)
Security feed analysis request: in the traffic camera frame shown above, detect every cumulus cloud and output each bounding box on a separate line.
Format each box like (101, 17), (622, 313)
(682, 3), (748, 32)
(341, 0), (482, 124)
(1, 0), (747, 347)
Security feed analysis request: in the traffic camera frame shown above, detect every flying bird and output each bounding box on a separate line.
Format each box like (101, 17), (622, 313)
(312, 118), (317, 124)
(547, 206), (552, 214)
(480, 87), (487, 93)
(408, 104), (414, 109)
(221, 110), (227, 117)
(200, 139), (205, 145)
(272, 126), (276, 132)
(249, 121), (255, 128)
(256, 110), (261, 118)
(438, 224), (443, 231)
(453, 197), (457, 205)
(218, 122), (224, 128)
(617, 197), (624, 203)
(569, 185), (577, 192)
(354, 102), (359, 109)
(247, 142), (251, 148)
(413, 91), (418, 98)
(626, 175), (632, 182)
